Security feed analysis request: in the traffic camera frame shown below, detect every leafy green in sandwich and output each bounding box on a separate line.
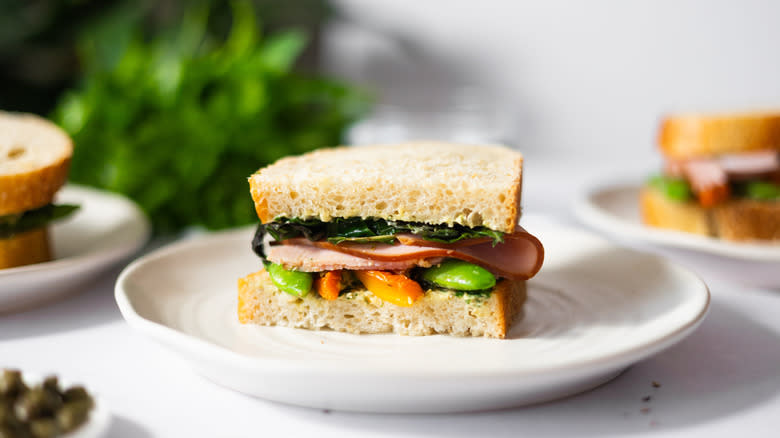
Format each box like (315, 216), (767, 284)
(733, 181), (780, 201)
(648, 175), (693, 202)
(649, 174), (780, 203)
(0, 204), (79, 239)
(257, 217), (504, 250)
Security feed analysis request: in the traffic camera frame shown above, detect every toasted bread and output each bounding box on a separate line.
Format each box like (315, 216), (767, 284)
(1, 111), (73, 269)
(712, 199), (780, 241)
(640, 185), (779, 241)
(658, 110), (780, 160)
(238, 268), (526, 338)
(249, 141), (523, 234)
(0, 228), (50, 269)
(639, 186), (711, 236)
(0, 111), (72, 216)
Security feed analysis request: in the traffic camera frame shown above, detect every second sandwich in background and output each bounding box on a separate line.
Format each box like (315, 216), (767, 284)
(1, 111), (78, 269)
(641, 111), (779, 242)
(238, 141), (544, 338)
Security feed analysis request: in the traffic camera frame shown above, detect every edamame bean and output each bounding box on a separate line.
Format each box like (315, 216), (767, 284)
(265, 262), (313, 297)
(422, 259), (496, 291)
(648, 175), (692, 201)
(745, 181), (780, 200)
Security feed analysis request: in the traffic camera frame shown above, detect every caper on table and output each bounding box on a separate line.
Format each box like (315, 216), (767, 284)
(0, 369), (94, 438)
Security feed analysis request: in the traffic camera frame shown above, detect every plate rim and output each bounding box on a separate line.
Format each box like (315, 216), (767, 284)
(573, 180), (780, 262)
(0, 184), (151, 278)
(114, 219), (711, 380)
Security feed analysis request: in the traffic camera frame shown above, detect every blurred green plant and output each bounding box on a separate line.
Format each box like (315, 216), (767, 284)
(0, 0), (334, 114)
(52, 1), (371, 232)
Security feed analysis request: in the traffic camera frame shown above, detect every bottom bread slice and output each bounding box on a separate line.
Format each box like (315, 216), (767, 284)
(0, 227), (50, 269)
(238, 268), (527, 338)
(640, 186), (780, 241)
(639, 187), (711, 236)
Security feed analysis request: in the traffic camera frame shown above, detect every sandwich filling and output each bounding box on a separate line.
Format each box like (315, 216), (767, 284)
(251, 217), (544, 306)
(0, 204), (79, 239)
(651, 150), (779, 205)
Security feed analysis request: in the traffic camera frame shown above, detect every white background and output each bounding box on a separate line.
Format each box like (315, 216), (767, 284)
(324, 0), (780, 161)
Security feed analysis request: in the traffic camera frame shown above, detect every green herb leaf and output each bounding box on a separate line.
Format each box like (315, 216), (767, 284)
(0, 204), (79, 239)
(52, 2), (371, 233)
(257, 217), (506, 248)
(731, 180), (780, 201)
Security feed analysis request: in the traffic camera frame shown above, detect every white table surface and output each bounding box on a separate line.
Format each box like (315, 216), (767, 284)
(2, 155), (779, 438)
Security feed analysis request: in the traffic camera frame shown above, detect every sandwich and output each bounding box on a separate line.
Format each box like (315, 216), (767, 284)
(238, 141), (544, 338)
(641, 111), (779, 241)
(1, 111), (77, 269)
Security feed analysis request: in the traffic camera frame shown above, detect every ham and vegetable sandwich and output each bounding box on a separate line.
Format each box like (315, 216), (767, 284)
(1, 111), (77, 269)
(238, 142), (544, 338)
(642, 111), (779, 241)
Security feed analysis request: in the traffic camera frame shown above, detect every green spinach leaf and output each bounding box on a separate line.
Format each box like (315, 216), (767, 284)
(259, 217), (505, 247)
(0, 204), (79, 239)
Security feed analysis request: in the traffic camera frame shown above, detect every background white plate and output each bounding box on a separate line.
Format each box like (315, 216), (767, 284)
(115, 216), (709, 413)
(574, 182), (780, 288)
(0, 185), (150, 313)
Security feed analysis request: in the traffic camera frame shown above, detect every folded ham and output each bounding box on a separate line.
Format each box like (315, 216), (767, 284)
(665, 150), (778, 206)
(266, 226), (545, 281)
(720, 150), (779, 177)
(666, 150), (778, 179)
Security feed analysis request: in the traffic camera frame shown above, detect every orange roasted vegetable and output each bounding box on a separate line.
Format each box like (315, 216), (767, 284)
(354, 270), (424, 307)
(315, 270), (342, 300)
(697, 183), (730, 208)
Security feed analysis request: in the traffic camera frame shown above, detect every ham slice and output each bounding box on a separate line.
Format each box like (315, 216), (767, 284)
(666, 151), (779, 203)
(268, 227), (545, 280)
(719, 150), (779, 178)
(395, 233), (491, 248)
(668, 151), (779, 206)
(266, 244), (441, 272)
(681, 159), (730, 206)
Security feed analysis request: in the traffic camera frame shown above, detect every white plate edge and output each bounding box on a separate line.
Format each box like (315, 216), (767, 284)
(573, 180), (780, 262)
(0, 185), (152, 278)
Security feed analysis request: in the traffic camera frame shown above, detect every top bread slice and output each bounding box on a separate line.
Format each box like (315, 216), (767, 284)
(658, 110), (780, 159)
(0, 111), (72, 216)
(249, 141), (523, 234)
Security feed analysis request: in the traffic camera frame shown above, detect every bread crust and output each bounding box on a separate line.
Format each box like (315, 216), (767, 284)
(249, 141), (524, 233)
(0, 157), (71, 215)
(639, 186), (711, 236)
(640, 185), (779, 241)
(0, 228), (50, 269)
(0, 112), (73, 215)
(658, 111), (780, 159)
(712, 199), (780, 241)
(238, 268), (527, 338)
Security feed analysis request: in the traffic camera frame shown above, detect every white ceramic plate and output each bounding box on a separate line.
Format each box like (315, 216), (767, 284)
(0, 185), (150, 313)
(115, 216), (709, 413)
(574, 181), (780, 288)
(16, 372), (111, 438)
